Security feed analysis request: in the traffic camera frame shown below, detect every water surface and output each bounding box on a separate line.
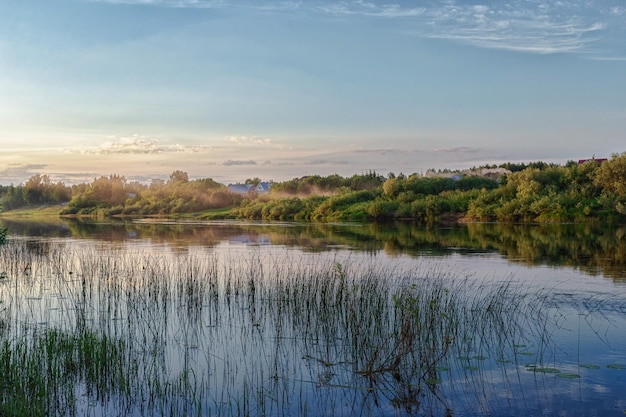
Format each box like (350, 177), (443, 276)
(0, 219), (624, 416)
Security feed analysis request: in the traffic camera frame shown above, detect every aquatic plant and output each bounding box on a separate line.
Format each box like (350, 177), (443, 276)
(0, 238), (621, 416)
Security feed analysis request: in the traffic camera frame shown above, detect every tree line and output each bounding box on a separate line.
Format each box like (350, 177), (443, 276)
(231, 153), (626, 223)
(2, 153), (626, 223)
(0, 170), (240, 217)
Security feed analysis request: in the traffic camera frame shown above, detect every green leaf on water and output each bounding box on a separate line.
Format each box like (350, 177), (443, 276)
(496, 359), (512, 364)
(464, 365), (479, 371)
(473, 355), (489, 361)
(518, 352), (535, 356)
(457, 356), (472, 361)
(424, 378), (443, 385)
(435, 366), (449, 372)
(534, 367), (561, 374)
(557, 373), (580, 379)
(607, 364), (626, 370)
(580, 364), (600, 370)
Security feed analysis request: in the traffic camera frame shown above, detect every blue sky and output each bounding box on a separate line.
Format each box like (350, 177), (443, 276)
(1, 0), (625, 185)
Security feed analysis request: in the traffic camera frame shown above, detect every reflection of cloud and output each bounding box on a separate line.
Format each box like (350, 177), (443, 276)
(222, 160), (257, 166)
(73, 134), (210, 155)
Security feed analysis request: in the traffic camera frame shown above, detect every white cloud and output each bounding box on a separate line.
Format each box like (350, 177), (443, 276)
(317, 1), (425, 18)
(222, 159), (257, 166)
(72, 134), (210, 155)
(316, 0), (622, 57)
(226, 136), (273, 146)
(85, 0), (224, 7)
(83, 0), (624, 57)
(418, 1), (611, 55)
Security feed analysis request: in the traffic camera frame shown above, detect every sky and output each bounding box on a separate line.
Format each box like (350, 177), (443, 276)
(1, 0), (625, 185)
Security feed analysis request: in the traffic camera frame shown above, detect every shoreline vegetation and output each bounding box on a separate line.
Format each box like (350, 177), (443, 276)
(2, 153), (626, 224)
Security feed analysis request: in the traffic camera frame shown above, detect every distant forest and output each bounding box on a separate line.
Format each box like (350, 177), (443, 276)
(2, 153), (626, 224)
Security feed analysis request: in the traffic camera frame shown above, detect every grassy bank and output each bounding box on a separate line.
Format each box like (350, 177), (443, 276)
(0, 205), (65, 218)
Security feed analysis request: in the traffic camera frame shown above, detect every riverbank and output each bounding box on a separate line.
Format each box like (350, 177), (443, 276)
(0, 205), (65, 218)
(0, 204), (234, 221)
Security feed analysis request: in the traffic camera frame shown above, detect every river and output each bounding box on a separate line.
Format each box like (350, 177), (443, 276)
(0, 218), (624, 416)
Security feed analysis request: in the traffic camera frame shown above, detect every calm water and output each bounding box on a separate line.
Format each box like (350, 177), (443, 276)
(1, 218), (625, 416)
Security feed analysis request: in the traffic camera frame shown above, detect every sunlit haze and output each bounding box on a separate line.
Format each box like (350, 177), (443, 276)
(1, 0), (625, 185)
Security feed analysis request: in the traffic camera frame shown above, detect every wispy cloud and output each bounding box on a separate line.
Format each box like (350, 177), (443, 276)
(86, 0), (301, 11)
(417, 1), (611, 55)
(320, 0), (623, 56)
(317, 1), (425, 18)
(222, 159), (257, 166)
(83, 0), (624, 56)
(433, 146), (480, 154)
(85, 0), (224, 7)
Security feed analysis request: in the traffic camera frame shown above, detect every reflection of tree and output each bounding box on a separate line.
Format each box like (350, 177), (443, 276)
(2, 218), (625, 281)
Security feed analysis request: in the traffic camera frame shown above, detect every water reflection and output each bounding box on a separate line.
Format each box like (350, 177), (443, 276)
(0, 238), (624, 417)
(2, 218), (626, 281)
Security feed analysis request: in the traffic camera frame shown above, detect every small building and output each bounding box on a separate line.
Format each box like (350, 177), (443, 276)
(227, 182), (273, 195)
(254, 182), (273, 193)
(578, 157), (608, 164)
(227, 184), (254, 195)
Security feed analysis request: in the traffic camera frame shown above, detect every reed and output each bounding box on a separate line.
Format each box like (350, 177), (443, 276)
(0, 238), (589, 416)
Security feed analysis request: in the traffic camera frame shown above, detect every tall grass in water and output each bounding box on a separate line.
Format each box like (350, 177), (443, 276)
(0, 238), (556, 416)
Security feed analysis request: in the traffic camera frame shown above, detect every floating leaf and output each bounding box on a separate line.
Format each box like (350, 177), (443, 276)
(473, 355), (489, 361)
(607, 364), (626, 370)
(425, 378), (443, 385)
(534, 367), (561, 374)
(457, 356), (472, 361)
(525, 365), (560, 374)
(580, 364), (600, 370)
(557, 373), (580, 379)
(464, 365), (479, 371)
(435, 366), (449, 372)
(518, 352), (535, 356)
(496, 359), (512, 364)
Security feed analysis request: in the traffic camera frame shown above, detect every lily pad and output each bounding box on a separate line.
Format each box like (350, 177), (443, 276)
(464, 365), (479, 371)
(473, 355), (489, 361)
(580, 364), (600, 370)
(557, 373), (580, 379)
(531, 367), (561, 374)
(607, 364), (626, 370)
(425, 378), (443, 385)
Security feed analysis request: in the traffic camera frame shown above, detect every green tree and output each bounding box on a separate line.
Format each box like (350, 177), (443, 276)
(594, 153), (626, 195)
(169, 170), (189, 183)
